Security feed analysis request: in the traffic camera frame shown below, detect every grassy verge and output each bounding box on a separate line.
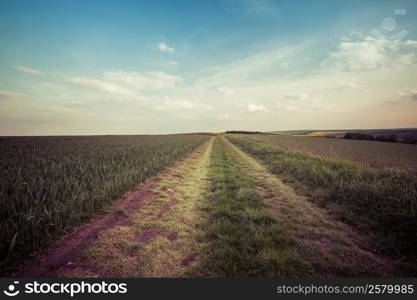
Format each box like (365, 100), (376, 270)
(226, 135), (417, 258)
(201, 137), (310, 277)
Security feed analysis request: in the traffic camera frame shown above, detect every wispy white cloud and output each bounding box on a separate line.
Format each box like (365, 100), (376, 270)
(398, 88), (417, 100)
(12, 65), (45, 76)
(168, 60), (179, 65)
(155, 99), (212, 111)
(64, 76), (136, 97)
(243, 103), (267, 112)
(157, 42), (175, 53)
(103, 71), (180, 90)
(0, 90), (26, 101)
(194, 46), (297, 88)
(63, 71), (180, 99)
(278, 93), (309, 101)
(273, 93), (325, 112)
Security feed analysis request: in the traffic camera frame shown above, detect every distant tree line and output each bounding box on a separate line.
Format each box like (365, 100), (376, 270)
(344, 132), (400, 143)
(344, 132), (375, 141)
(404, 137), (417, 144)
(375, 134), (398, 143)
(226, 130), (263, 134)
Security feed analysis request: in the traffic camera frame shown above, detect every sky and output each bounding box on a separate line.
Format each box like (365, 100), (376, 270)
(0, 0), (417, 135)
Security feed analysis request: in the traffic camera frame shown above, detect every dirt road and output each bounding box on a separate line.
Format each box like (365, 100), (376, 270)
(18, 136), (404, 277)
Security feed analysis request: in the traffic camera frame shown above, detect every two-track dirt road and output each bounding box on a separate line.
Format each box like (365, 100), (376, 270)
(18, 136), (404, 277)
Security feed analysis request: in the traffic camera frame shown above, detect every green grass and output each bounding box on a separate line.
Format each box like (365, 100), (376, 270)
(201, 137), (310, 277)
(0, 134), (209, 274)
(246, 134), (417, 172)
(226, 134), (417, 258)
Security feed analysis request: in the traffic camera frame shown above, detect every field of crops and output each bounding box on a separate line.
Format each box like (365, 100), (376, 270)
(270, 128), (417, 142)
(0, 134), (208, 273)
(245, 134), (417, 172)
(226, 134), (417, 259)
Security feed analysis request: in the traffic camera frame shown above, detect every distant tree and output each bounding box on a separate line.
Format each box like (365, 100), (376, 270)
(344, 132), (374, 141)
(404, 137), (417, 144)
(226, 130), (263, 134)
(344, 132), (401, 143)
(375, 134), (397, 143)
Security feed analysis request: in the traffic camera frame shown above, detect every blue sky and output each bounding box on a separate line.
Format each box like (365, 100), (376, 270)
(1, 0), (417, 135)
